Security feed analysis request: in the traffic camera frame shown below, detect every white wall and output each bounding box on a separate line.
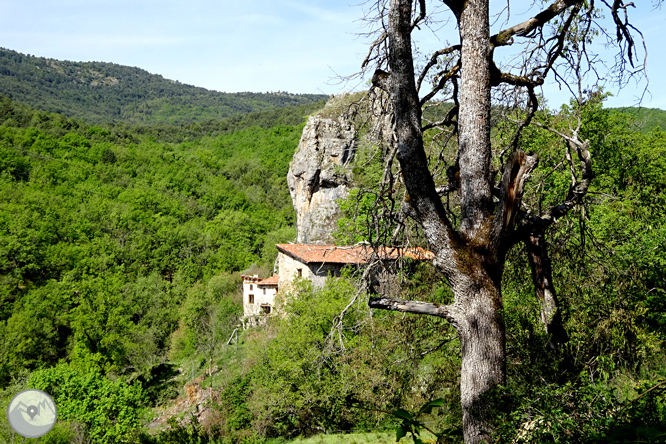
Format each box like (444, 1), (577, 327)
(242, 276), (278, 318)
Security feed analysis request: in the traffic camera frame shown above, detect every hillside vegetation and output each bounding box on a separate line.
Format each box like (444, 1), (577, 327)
(0, 48), (328, 125)
(609, 106), (666, 133)
(0, 62), (664, 444)
(0, 94), (302, 380)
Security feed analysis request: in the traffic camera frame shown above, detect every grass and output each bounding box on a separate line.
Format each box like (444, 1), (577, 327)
(287, 431), (395, 444)
(285, 430), (438, 444)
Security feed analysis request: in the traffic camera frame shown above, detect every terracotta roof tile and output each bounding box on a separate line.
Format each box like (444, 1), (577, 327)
(275, 244), (433, 265)
(258, 274), (279, 286)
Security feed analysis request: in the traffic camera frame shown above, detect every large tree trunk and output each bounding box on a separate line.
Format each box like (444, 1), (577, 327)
(370, 0), (619, 441)
(456, 0), (493, 245)
(453, 274), (505, 444)
(453, 5), (506, 437)
(370, 266), (506, 444)
(384, 0), (504, 442)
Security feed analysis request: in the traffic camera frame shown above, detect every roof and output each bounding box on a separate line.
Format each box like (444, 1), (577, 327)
(258, 274), (279, 286)
(275, 244), (434, 265)
(241, 274), (279, 286)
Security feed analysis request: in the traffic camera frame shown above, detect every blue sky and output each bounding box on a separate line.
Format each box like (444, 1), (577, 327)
(1, 0), (664, 109)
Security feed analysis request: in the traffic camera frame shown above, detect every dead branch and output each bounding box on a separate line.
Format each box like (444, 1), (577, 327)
(491, 0), (582, 47)
(490, 150), (539, 253)
(499, 85), (539, 163)
(416, 45), (461, 93)
(412, 0), (427, 30)
(420, 64), (461, 106)
(368, 295), (461, 327)
(362, 32), (388, 70)
(529, 121), (593, 228)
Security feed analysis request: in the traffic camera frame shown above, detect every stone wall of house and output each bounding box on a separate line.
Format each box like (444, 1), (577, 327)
(277, 252), (347, 292)
(277, 252), (314, 294)
(306, 262), (346, 288)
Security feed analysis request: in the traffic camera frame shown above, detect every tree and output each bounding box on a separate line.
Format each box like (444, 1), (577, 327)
(358, 1), (656, 442)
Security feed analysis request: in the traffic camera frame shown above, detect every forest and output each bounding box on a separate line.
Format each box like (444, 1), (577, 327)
(0, 48), (327, 125)
(0, 54), (666, 443)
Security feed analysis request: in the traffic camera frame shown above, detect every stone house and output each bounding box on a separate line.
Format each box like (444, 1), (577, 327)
(240, 274), (278, 320)
(241, 244), (433, 320)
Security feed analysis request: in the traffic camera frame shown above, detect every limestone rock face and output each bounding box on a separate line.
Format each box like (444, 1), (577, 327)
(288, 92), (394, 244)
(288, 114), (356, 244)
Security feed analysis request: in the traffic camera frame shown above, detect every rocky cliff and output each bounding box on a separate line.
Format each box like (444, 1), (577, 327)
(287, 92), (392, 244)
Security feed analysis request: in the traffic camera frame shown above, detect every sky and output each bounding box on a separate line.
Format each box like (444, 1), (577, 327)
(1, 0), (664, 109)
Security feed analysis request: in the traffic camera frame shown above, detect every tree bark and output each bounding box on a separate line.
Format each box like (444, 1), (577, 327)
(452, 274), (505, 444)
(384, 1), (505, 442)
(457, 0), (493, 245)
(367, 0), (637, 441)
(525, 225), (569, 346)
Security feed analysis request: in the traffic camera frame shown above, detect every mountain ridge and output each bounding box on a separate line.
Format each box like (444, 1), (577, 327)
(0, 48), (327, 125)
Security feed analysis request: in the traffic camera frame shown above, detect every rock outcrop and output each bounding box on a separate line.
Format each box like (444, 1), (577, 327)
(288, 98), (356, 244)
(288, 92), (393, 244)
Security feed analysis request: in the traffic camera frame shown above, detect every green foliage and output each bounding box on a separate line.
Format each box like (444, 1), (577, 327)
(170, 276), (242, 362)
(0, 94), (300, 381)
(2, 69), (665, 444)
(0, 48), (327, 125)
(29, 363), (145, 443)
(139, 417), (240, 444)
(497, 95), (666, 442)
(133, 101), (327, 143)
(493, 377), (666, 443)
(335, 138), (398, 245)
(335, 190), (381, 245)
(392, 398), (461, 444)
(332, 93), (666, 443)
(610, 106), (666, 134)
(248, 278), (364, 438)
(242, 273), (460, 440)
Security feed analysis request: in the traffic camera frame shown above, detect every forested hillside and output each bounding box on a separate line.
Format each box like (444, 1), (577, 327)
(0, 68), (665, 444)
(609, 106), (666, 133)
(0, 48), (327, 125)
(0, 94), (302, 382)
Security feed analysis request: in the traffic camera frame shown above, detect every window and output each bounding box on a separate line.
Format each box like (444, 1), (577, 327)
(262, 305), (271, 314)
(249, 284), (253, 290)
(263, 288), (266, 295)
(297, 268), (302, 278)
(248, 294), (254, 304)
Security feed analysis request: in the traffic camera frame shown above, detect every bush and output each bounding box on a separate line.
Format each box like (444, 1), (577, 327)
(29, 363), (145, 443)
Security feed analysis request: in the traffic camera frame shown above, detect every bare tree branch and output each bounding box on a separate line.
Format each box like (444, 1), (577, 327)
(422, 103), (458, 132)
(412, 0), (427, 30)
(416, 45), (461, 93)
(524, 225), (569, 347)
(491, 0), (581, 47)
(388, 0), (458, 266)
(362, 32), (389, 70)
(602, 0), (639, 66)
(498, 85), (539, 163)
(490, 150), (539, 253)
(369, 295), (461, 326)
(528, 121), (593, 228)
(420, 63), (460, 106)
